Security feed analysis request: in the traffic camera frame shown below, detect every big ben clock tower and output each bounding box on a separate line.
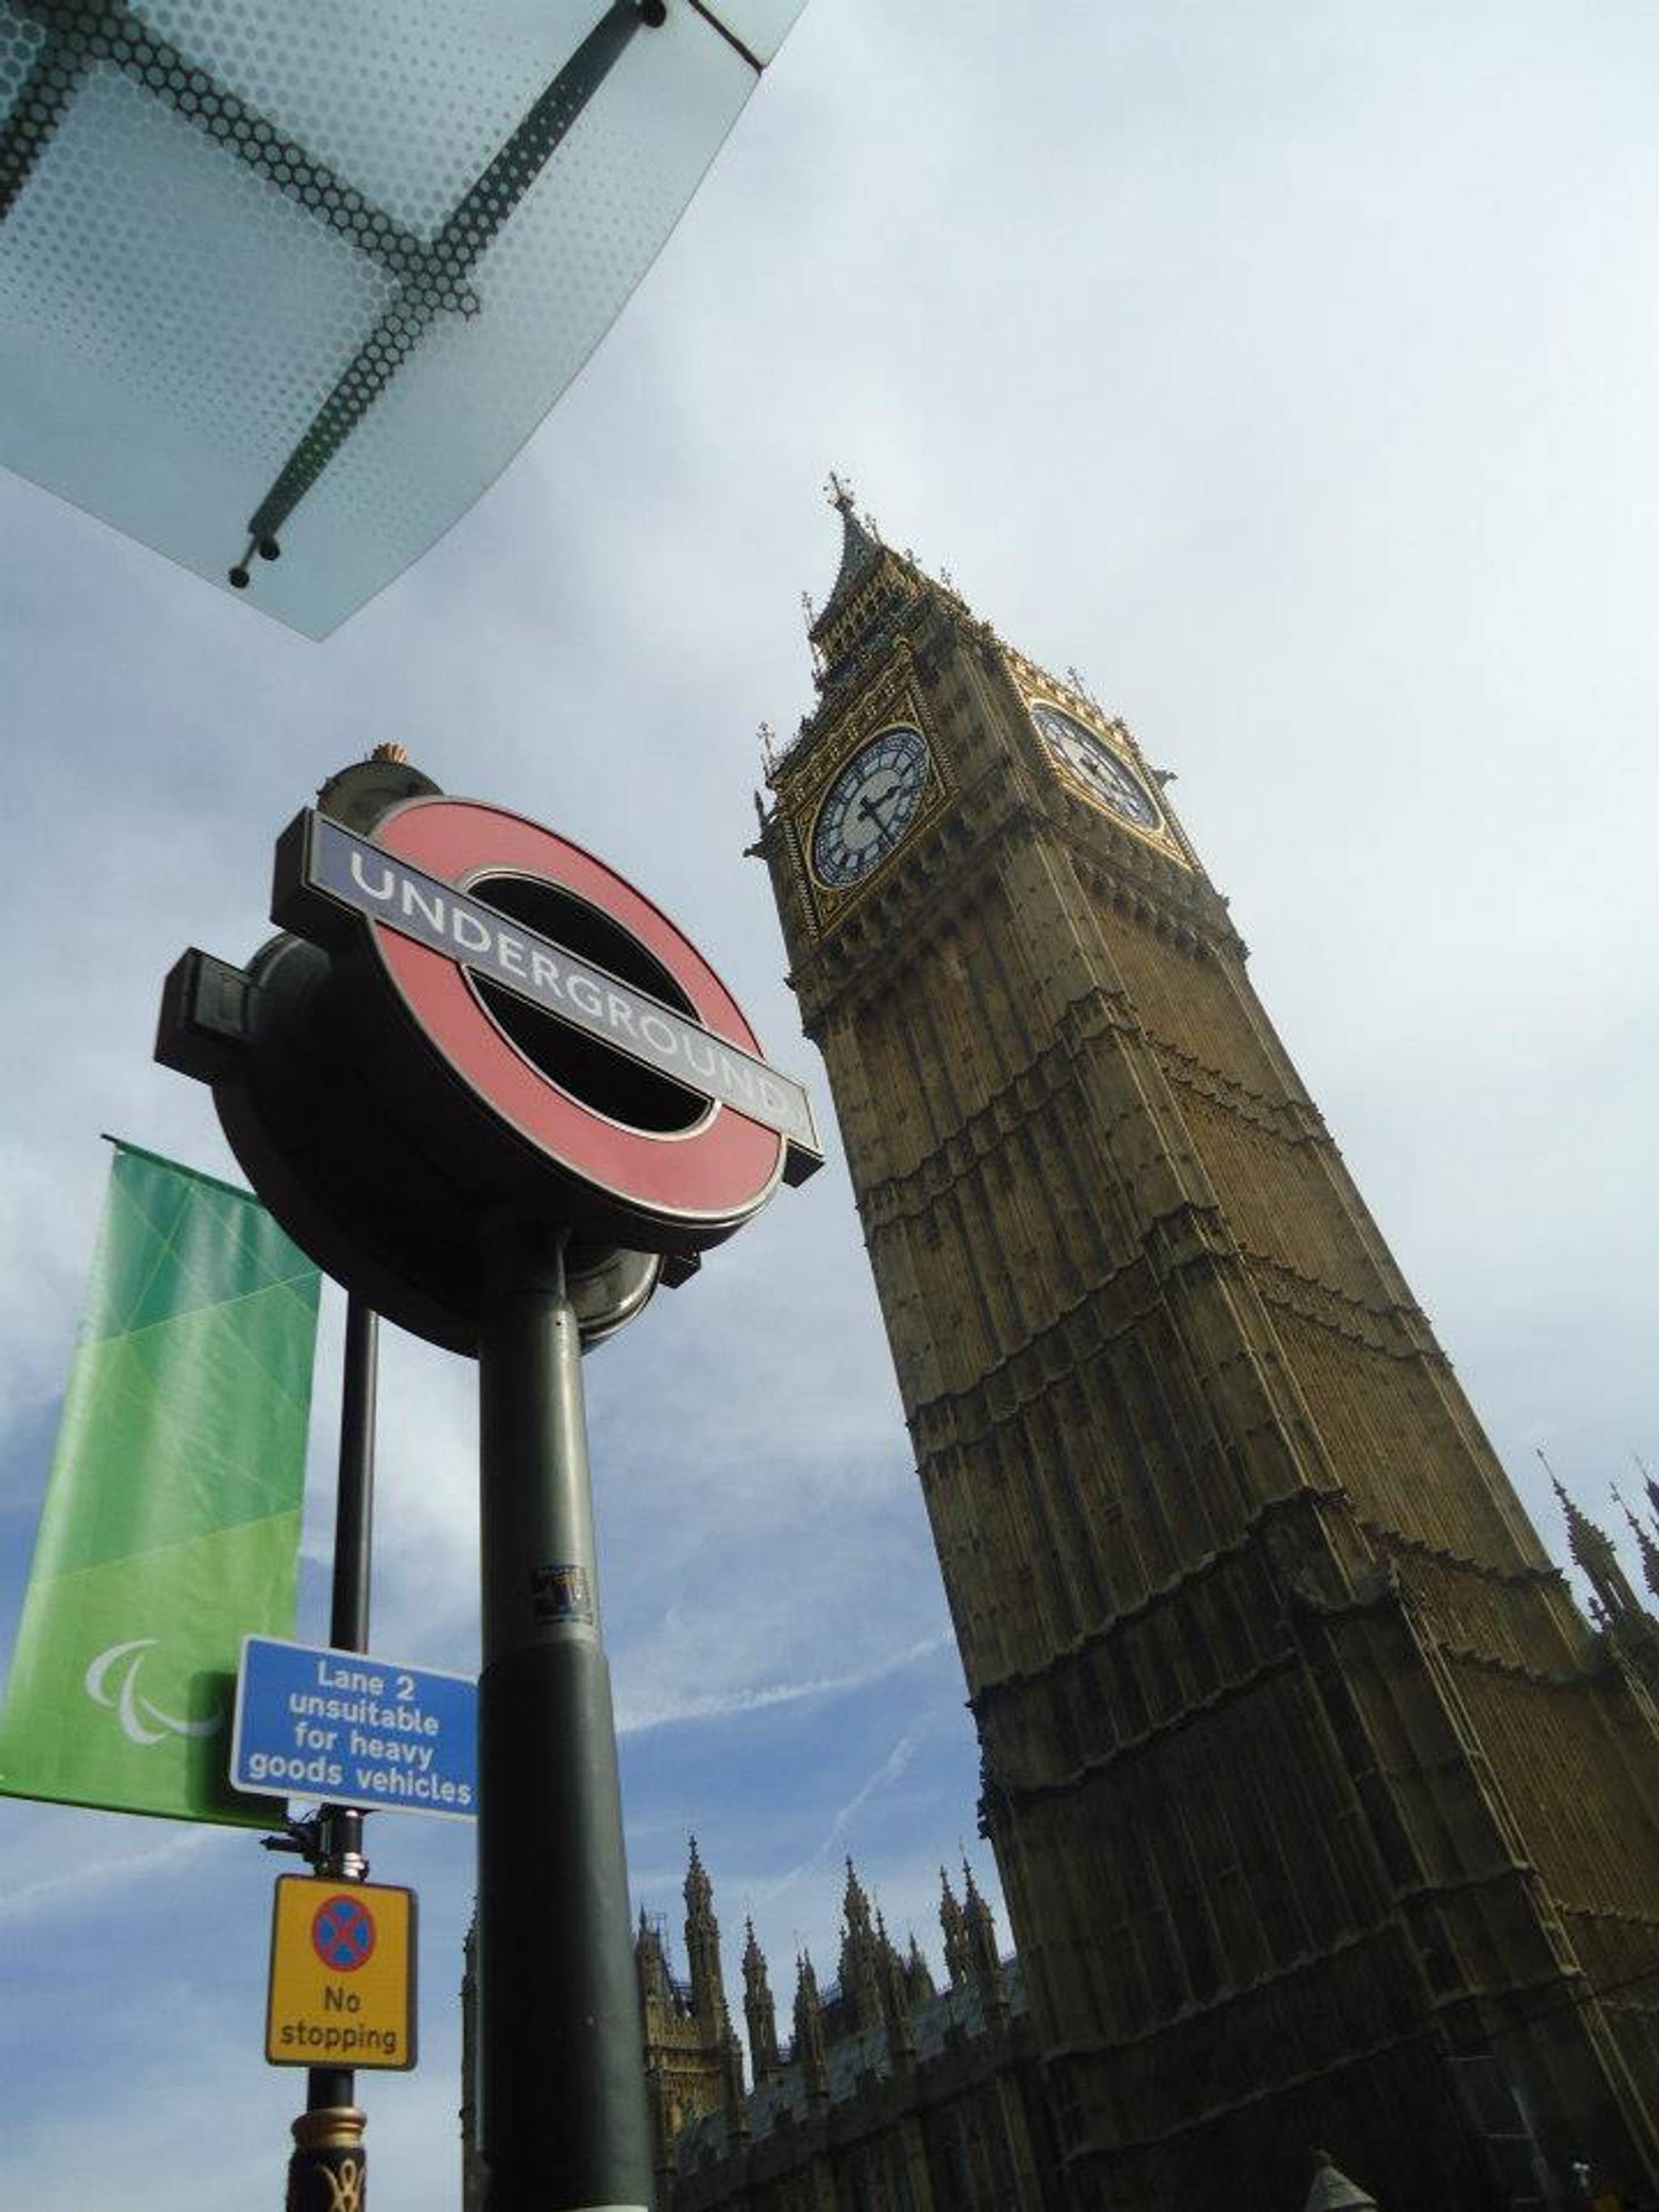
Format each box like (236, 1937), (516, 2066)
(753, 485), (1659, 2212)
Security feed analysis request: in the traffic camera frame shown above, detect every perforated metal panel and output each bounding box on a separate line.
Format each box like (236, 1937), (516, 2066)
(0, 1), (802, 634)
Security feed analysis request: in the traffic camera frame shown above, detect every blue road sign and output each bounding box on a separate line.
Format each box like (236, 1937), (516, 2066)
(232, 1635), (476, 1819)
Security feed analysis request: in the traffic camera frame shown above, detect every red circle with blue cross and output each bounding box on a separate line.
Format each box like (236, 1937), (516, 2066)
(312, 1892), (377, 1972)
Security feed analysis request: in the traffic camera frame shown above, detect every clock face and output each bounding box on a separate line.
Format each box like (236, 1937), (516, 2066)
(1030, 701), (1159, 830)
(811, 724), (932, 888)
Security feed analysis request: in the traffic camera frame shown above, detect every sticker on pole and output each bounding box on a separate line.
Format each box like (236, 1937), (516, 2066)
(267, 1876), (416, 2070)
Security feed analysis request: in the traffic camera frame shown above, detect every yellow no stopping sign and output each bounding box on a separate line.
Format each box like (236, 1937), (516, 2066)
(267, 1875), (417, 2070)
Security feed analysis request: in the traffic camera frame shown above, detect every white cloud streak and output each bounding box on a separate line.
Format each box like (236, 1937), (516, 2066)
(757, 1729), (924, 1911)
(616, 1633), (950, 1735)
(0, 1818), (218, 1923)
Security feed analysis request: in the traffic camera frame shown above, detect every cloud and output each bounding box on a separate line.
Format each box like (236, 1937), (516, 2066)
(0, 1818), (218, 1924)
(754, 1728), (923, 1912)
(617, 1632), (949, 1735)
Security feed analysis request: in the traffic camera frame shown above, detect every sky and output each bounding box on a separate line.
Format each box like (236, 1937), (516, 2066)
(2, 2), (1658, 2205)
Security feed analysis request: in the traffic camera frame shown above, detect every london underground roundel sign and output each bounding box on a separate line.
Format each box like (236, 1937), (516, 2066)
(272, 797), (822, 1242)
(159, 786), (823, 1350)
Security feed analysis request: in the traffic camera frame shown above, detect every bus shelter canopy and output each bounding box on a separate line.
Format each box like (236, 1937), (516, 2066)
(0, 0), (801, 634)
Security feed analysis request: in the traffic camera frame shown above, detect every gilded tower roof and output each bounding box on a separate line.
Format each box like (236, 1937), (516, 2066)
(800, 474), (940, 716)
(810, 473), (886, 645)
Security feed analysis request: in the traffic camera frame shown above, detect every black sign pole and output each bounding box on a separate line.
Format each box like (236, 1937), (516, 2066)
(286, 1294), (380, 2212)
(476, 1219), (653, 2212)
(158, 771), (821, 2212)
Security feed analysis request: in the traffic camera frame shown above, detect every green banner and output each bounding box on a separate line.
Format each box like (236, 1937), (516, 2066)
(0, 1143), (322, 1824)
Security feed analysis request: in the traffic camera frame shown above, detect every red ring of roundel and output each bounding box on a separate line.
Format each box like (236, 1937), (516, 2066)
(371, 799), (783, 1225)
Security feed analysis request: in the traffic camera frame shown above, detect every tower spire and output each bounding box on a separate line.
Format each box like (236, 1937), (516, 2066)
(741, 1916), (780, 2086)
(960, 1856), (1007, 2024)
(876, 1906), (916, 2066)
(814, 475), (883, 622)
(838, 1856), (884, 2030)
(905, 1929), (936, 2004)
(1614, 1486), (1659, 1604)
(683, 1835), (728, 2030)
(634, 1906), (672, 2006)
(940, 1864), (970, 1985)
(842, 1853), (872, 1932)
(1636, 1451), (1659, 1532)
(792, 1950), (829, 2108)
(1544, 1455), (1644, 1625)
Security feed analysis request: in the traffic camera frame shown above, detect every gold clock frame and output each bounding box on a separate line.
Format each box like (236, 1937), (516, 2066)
(1011, 661), (1192, 872)
(781, 655), (953, 936)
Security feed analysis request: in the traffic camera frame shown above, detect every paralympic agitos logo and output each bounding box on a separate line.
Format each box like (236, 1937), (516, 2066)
(83, 1639), (222, 1746)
